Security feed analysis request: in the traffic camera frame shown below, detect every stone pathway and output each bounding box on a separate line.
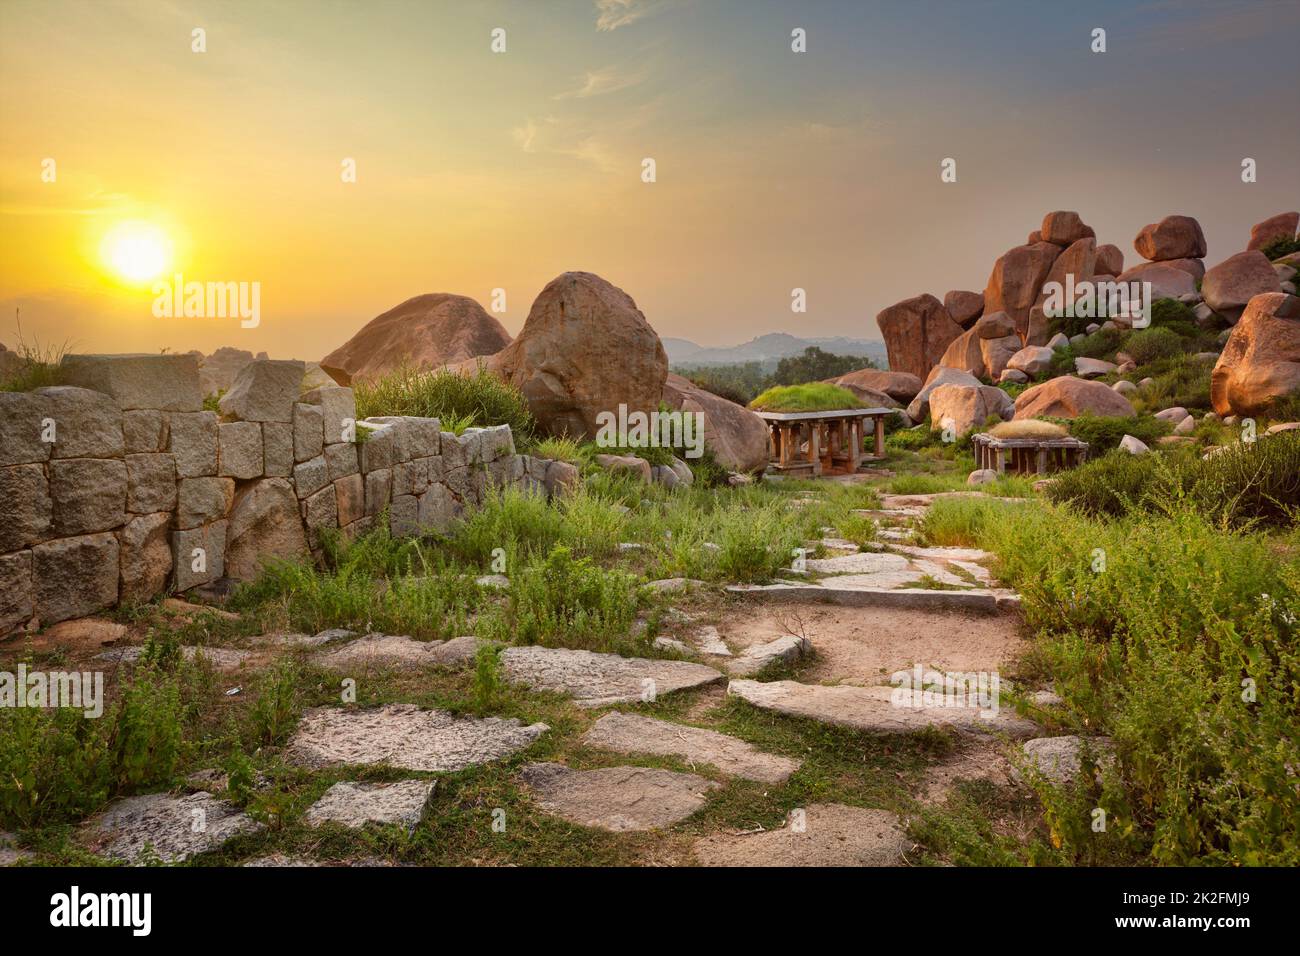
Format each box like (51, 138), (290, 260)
(727, 679), (1038, 737)
(692, 803), (910, 866)
(582, 711), (801, 784)
(285, 704), (548, 772)
(313, 633), (483, 669)
(302, 779), (436, 831)
(81, 791), (263, 864)
(519, 763), (719, 832)
(96, 645), (256, 670)
(726, 634), (811, 676)
(499, 646), (724, 707)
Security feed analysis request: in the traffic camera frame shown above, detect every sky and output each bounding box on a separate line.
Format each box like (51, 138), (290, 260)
(1, 0), (1297, 360)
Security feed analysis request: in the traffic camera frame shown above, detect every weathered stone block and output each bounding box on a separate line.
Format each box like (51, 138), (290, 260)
(60, 353), (201, 411)
(324, 442), (358, 480)
(301, 484), (338, 548)
(176, 476), (235, 530)
(33, 532), (119, 624)
(126, 453), (177, 514)
(225, 478), (309, 580)
(365, 468), (392, 516)
(261, 421), (293, 477)
(390, 494), (418, 536)
(169, 411), (218, 477)
(478, 424), (515, 462)
(118, 512), (173, 603)
(293, 403), (324, 462)
(0, 392), (51, 465)
(218, 421), (264, 479)
(173, 520), (226, 591)
(219, 359), (305, 422)
(440, 432), (467, 470)
(35, 386), (124, 459)
(123, 409), (168, 453)
(455, 429), (484, 465)
(0, 464), (52, 552)
(300, 386), (355, 445)
(335, 474), (364, 526)
(0, 550), (33, 634)
(293, 454), (329, 499)
(417, 483), (460, 533)
(50, 458), (127, 535)
(358, 422), (396, 471)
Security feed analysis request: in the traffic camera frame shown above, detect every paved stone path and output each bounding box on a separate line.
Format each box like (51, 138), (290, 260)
(303, 779), (436, 831)
(499, 646), (724, 707)
(81, 792), (263, 864)
(693, 804), (909, 866)
(519, 762), (719, 831)
(582, 711), (801, 783)
(314, 633), (483, 668)
(285, 704), (548, 772)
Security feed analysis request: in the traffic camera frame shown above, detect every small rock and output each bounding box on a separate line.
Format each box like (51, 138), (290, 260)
(1118, 435), (1149, 455)
(693, 804), (908, 867)
(727, 634), (811, 677)
(1017, 735), (1115, 786)
(82, 792), (263, 864)
(303, 779), (436, 832)
(519, 762), (718, 831)
(966, 468), (997, 486)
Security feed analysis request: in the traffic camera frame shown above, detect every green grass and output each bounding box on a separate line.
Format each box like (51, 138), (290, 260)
(749, 382), (864, 412)
(353, 362), (537, 445)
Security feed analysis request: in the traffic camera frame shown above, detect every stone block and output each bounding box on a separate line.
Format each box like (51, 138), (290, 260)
(293, 403), (324, 462)
(35, 386), (124, 459)
(262, 421), (293, 477)
(118, 512), (173, 603)
(59, 352), (202, 412)
(0, 464), (52, 552)
(218, 421), (264, 479)
(0, 391), (51, 465)
(389, 494), (418, 536)
(176, 476), (235, 530)
(0, 550), (33, 634)
(126, 453), (177, 514)
(324, 442), (358, 480)
(123, 409), (168, 453)
(49, 458), (127, 535)
(293, 454), (329, 499)
(300, 386), (355, 445)
(301, 484), (338, 548)
(364, 468), (392, 516)
(172, 520), (227, 591)
(218, 359), (305, 422)
(33, 532), (119, 624)
(334, 475), (364, 526)
(224, 478), (309, 581)
(169, 411), (218, 477)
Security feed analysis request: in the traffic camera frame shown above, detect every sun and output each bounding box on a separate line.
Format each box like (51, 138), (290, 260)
(101, 220), (172, 283)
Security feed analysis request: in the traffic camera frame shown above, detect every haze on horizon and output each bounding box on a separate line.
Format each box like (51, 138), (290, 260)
(1, 0), (1297, 361)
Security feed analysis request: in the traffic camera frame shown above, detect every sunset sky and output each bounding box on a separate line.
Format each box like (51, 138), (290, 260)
(1, 0), (1297, 360)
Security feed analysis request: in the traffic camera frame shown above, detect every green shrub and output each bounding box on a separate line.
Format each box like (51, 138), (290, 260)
(505, 545), (640, 647)
(749, 382), (864, 412)
(1063, 414), (1170, 454)
(1260, 235), (1300, 260)
(1146, 298), (1200, 337)
(247, 659), (302, 747)
(1123, 326), (1186, 364)
(108, 665), (183, 792)
(353, 362), (536, 444)
(1131, 357), (1212, 413)
(0, 706), (111, 828)
(529, 436), (588, 465)
(1046, 432), (1300, 528)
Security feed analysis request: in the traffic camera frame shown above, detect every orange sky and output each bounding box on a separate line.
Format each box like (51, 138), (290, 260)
(2, 0), (1297, 360)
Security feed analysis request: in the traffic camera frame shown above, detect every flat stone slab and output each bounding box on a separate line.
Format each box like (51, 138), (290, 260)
(519, 762), (719, 831)
(314, 633), (481, 668)
(582, 712), (801, 784)
(285, 704), (548, 772)
(303, 779), (436, 830)
(727, 680), (1038, 736)
(693, 803), (908, 866)
(96, 645), (255, 670)
(804, 552), (911, 575)
(499, 646), (724, 707)
(889, 544), (994, 563)
(82, 792), (263, 864)
(727, 582), (1000, 613)
(690, 624), (732, 656)
(262, 628), (355, 649)
(643, 577), (708, 593)
(1017, 735), (1116, 786)
(727, 635), (811, 677)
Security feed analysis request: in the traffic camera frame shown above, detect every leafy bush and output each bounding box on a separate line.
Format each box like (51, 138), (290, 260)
(964, 499), (1300, 864)
(529, 436), (588, 465)
(505, 546), (640, 647)
(1062, 414), (1170, 454)
(1260, 235), (1300, 260)
(749, 382), (864, 412)
(353, 362), (536, 445)
(1146, 298), (1200, 337)
(770, 347), (875, 386)
(1046, 432), (1300, 528)
(1123, 326), (1186, 364)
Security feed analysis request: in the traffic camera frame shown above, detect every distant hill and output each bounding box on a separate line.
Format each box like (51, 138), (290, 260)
(666, 333), (888, 368)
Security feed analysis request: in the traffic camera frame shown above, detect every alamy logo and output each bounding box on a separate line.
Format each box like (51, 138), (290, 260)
(0, 665), (103, 718)
(890, 664), (1000, 718)
(50, 886), (152, 936)
(594, 403), (706, 459)
(1040, 274), (1152, 328)
(151, 273), (260, 328)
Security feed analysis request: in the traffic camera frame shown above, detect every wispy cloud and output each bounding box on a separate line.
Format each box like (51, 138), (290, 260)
(594, 0), (672, 32)
(554, 65), (646, 100)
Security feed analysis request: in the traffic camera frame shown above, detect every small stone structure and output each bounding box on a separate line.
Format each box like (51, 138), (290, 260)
(1, 353), (576, 635)
(970, 432), (1088, 475)
(754, 407), (892, 477)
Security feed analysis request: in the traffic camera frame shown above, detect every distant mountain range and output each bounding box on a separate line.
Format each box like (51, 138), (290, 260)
(665, 332), (888, 368)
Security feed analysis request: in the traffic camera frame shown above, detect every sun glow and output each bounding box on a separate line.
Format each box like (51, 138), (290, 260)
(101, 220), (172, 283)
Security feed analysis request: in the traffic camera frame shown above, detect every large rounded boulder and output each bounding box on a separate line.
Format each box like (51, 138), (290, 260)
(1013, 376), (1136, 419)
(322, 293), (512, 383)
(830, 368), (923, 403)
(1203, 251), (1283, 323)
(1211, 292), (1300, 417)
(661, 373), (769, 472)
(480, 272), (668, 439)
(1134, 215), (1207, 261)
(984, 241), (1060, 339)
(875, 294), (963, 381)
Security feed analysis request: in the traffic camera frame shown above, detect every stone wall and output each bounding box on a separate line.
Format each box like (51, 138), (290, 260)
(1, 354), (576, 635)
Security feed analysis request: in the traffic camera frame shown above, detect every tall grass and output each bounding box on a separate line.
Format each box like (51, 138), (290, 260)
(353, 362), (537, 444)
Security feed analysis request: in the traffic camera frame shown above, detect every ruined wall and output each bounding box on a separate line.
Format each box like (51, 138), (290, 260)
(1, 354), (577, 635)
